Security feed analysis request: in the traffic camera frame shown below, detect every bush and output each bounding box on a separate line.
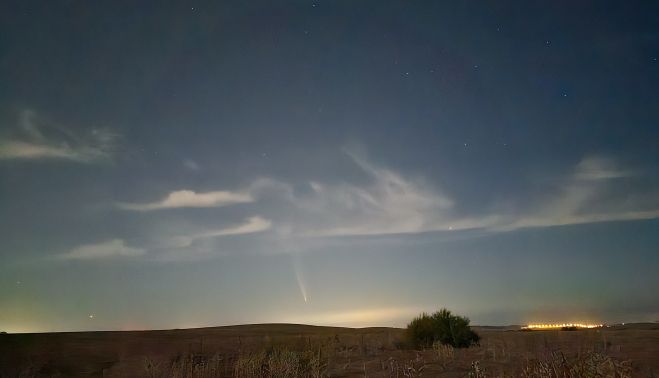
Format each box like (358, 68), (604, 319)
(406, 308), (480, 349)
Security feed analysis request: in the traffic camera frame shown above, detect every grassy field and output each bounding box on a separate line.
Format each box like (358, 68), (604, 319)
(1, 323), (658, 377)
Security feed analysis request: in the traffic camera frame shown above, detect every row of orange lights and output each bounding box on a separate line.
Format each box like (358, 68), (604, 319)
(522, 323), (603, 329)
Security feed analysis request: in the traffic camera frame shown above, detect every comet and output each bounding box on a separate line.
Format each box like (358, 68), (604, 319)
(292, 254), (308, 303)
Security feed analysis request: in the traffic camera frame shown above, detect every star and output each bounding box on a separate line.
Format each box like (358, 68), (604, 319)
(89, 314), (94, 319)
(545, 40), (551, 46)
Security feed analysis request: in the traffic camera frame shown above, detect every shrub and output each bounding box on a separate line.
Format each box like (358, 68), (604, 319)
(406, 308), (480, 348)
(406, 312), (436, 348)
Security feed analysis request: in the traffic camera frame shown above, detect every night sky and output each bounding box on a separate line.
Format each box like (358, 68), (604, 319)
(1, 1), (658, 333)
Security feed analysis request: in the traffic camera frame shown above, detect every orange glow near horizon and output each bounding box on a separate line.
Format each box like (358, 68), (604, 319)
(522, 323), (603, 330)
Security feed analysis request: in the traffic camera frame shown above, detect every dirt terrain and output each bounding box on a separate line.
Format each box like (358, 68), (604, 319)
(1, 323), (658, 377)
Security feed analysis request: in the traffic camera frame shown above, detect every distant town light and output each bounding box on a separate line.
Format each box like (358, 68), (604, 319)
(522, 323), (602, 330)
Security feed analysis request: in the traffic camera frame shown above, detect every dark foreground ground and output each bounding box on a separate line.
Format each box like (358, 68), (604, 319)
(1, 323), (658, 377)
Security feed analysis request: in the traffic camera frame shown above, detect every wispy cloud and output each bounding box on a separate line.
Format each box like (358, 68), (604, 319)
(183, 159), (201, 171)
(172, 216), (272, 247)
(88, 152), (658, 263)
(265, 152), (658, 238)
(56, 217), (271, 262)
(503, 156), (657, 229)
(117, 190), (253, 211)
(573, 156), (633, 181)
(59, 239), (145, 260)
(0, 110), (117, 163)
(276, 150), (456, 237)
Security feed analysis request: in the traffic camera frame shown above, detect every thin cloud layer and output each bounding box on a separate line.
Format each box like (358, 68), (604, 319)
(59, 239), (145, 260)
(267, 153), (659, 238)
(183, 159), (201, 171)
(117, 190), (253, 211)
(284, 154), (455, 236)
(0, 110), (117, 163)
(573, 156), (633, 181)
(501, 156), (656, 230)
(172, 216), (272, 247)
(67, 152), (659, 262)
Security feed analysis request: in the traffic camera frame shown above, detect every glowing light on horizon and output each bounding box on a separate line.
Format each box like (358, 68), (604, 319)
(282, 307), (421, 327)
(522, 323), (603, 330)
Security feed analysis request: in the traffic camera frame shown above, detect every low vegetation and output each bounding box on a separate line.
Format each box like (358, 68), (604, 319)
(406, 308), (481, 348)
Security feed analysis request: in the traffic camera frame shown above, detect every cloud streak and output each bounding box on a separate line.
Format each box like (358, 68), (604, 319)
(276, 151), (455, 237)
(57, 217), (271, 262)
(73, 152), (658, 262)
(0, 110), (117, 163)
(501, 155), (657, 230)
(59, 239), (145, 260)
(117, 190), (253, 211)
(172, 216), (272, 247)
(264, 152), (659, 238)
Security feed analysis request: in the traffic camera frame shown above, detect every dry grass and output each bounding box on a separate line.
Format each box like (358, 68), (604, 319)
(142, 354), (227, 378)
(433, 341), (455, 361)
(233, 348), (327, 378)
(521, 351), (632, 378)
(1, 323), (658, 377)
